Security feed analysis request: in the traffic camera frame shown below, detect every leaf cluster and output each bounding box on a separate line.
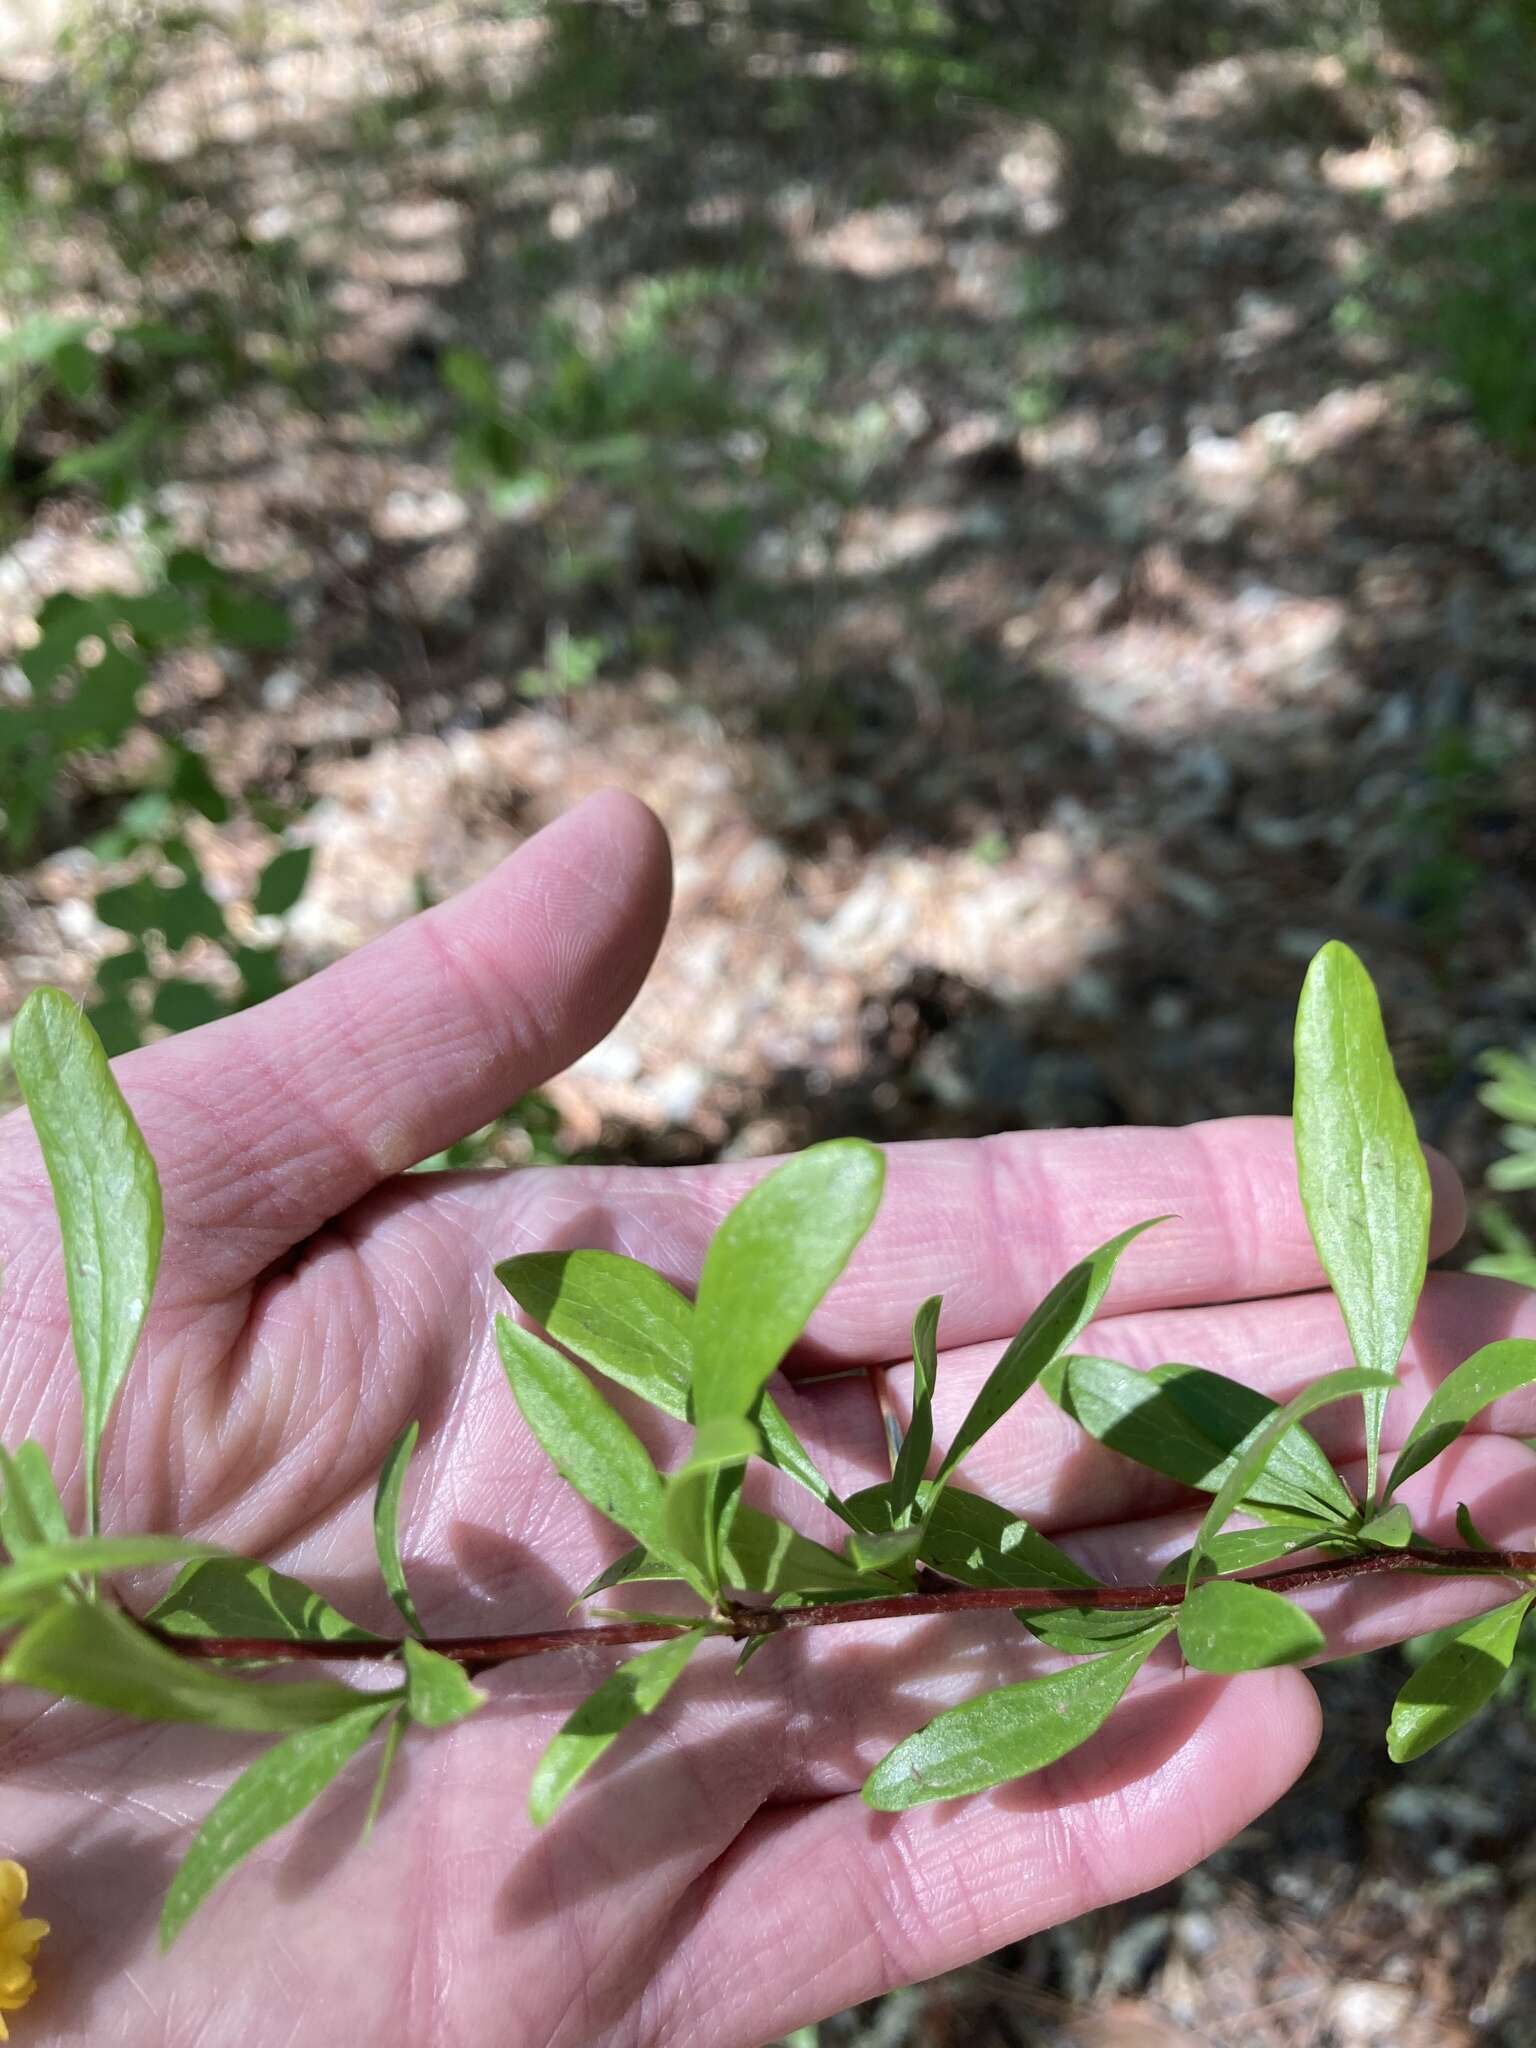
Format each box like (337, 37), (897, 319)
(2, 940), (1534, 1957)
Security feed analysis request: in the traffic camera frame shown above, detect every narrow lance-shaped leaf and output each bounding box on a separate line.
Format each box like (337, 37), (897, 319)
(0, 1533), (222, 1619)
(691, 1139), (885, 1425)
(1187, 1367), (1397, 1586)
(497, 1316), (672, 1560)
(373, 1422), (423, 1637)
(161, 1700), (396, 1947)
(1046, 1357), (1354, 1522)
(529, 1627), (706, 1824)
(1388, 1593), (1535, 1762)
(1358, 1503), (1414, 1548)
(661, 1420), (759, 1593)
(1176, 1579), (1324, 1673)
(863, 1624), (1174, 1811)
(148, 1558), (380, 1643)
(935, 1219), (1166, 1489)
(495, 1250), (840, 1513)
(1293, 942), (1430, 1501)
(2, 1600), (368, 1732)
(0, 1444), (70, 1558)
(361, 1708), (406, 1841)
(1385, 1340), (1536, 1498)
(10, 988), (165, 1532)
(889, 1295), (941, 1524)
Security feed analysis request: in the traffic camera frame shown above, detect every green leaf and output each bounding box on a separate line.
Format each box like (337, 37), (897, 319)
(1385, 1340), (1536, 1498)
(496, 1317), (675, 1567)
(147, 1558), (379, 1643)
(1048, 1357), (1355, 1521)
(936, 1220), (1166, 1488)
(95, 947), (147, 994)
(361, 1707), (405, 1840)
(845, 1525), (925, 1577)
(1187, 1368), (1397, 1586)
(1457, 1502), (1494, 1551)
(1387, 1593), (1535, 1762)
(10, 989), (165, 1532)
(863, 1626), (1173, 1811)
(529, 1627), (705, 1824)
(691, 1139), (885, 1425)
(586, 1506), (878, 1599)
(0, 1444), (70, 1559)
(2, 1600), (369, 1731)
(890, 1295), (941, 1523)
(1359, 1503), (1414, 1548)
(0, 1533), (219, 1617)
(161, 1700), (396, 1946)
(1158, 1525), (1327, 1585)
(253, 845), (311, 916)
(1027, 1609), (1177, 1657)
(1294, 942), (1431, 1500)
(402, 1638), (485, 1727)
(678, 1417), (761, 1475)
(1176, 1580), (1324, 1672)
(495, 1250), (838, 1509)
(913, 1482), (1098, 1593)
(373, 1422), (423, 1638)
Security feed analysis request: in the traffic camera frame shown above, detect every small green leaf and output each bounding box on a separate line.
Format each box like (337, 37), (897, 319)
(691, 1140), (885, 1425)
(678, 1417), (761, 1475)
(496, 1317), (674, 1567)
(1177, 1580), (1324, 1672)
(10, 989), (165, 1533)
(401, 1638), (485, 1727)
(373, 1422), (423, 1638)
(1457, 1502), (1494, 1551)
(1157, 1525), (1327, 1585)
(495, 1252), (837, 1510)
(1048, 1357), (1355, 1521)
(845, 1525), (925, 1577)
(253, 845), (311, 916)
(1187, 1368), (1397, 1585)
(890, 1295), (941, 1522)
(935, 1220), (1165, 1488)
(662, 1462), (735, 1594)
(361, 1707), (405, 1840)
(1359, 1503), (1414, 1548)
(161, 1700), (396, 1946)
(1294, 942), (1431, 1500)
(147, 1558), (379, 1643)
(1385, 1340), (1536, 1498)
(2, 1600), (368, 1731)
(0, 1533), (220, 1614)
(529, 1627), (705, 1824)
(1387, 1593), (1535, 1762)
(863, 1627), (1173, 1811)
(0, 1444), (70, 1558)
(1027, 1609), (1177, 1657)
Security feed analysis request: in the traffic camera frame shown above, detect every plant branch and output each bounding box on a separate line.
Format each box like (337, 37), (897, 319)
(143, 1544), (1536, 1667)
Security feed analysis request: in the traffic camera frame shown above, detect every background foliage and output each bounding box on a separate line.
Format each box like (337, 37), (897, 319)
(3, 0), (1536, 2040)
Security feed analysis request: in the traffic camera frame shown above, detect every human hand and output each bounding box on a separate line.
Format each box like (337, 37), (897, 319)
(2, 790), (1533, 2047)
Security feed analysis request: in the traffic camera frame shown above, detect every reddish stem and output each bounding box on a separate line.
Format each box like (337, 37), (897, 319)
(145, 1545), (1536, 1667)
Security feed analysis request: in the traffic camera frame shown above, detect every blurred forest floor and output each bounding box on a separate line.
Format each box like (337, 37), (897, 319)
(3, 1), (1536, 2042)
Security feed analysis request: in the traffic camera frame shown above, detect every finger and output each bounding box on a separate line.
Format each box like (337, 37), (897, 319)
(10, 791), (672, 1280)
(887, 1268), (1536, 1534)
(661, 1665), (1320, 2047)
(478, 1119), (1464, 1364)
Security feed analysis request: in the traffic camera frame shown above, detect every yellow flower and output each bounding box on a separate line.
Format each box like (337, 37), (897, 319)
(0, 1862), (47, 2041)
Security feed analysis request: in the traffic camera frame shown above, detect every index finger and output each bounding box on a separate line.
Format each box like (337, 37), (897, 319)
(483, 1118), (1465, 1366)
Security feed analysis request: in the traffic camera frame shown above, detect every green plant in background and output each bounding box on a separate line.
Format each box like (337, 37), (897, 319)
(1468, 1047), (1536, 1290)
(2, 941), (1535, 1948)
(0, 548), (290, 856)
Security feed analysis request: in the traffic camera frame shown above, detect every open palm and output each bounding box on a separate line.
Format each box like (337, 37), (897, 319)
(2, 790), (1533, 2048)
